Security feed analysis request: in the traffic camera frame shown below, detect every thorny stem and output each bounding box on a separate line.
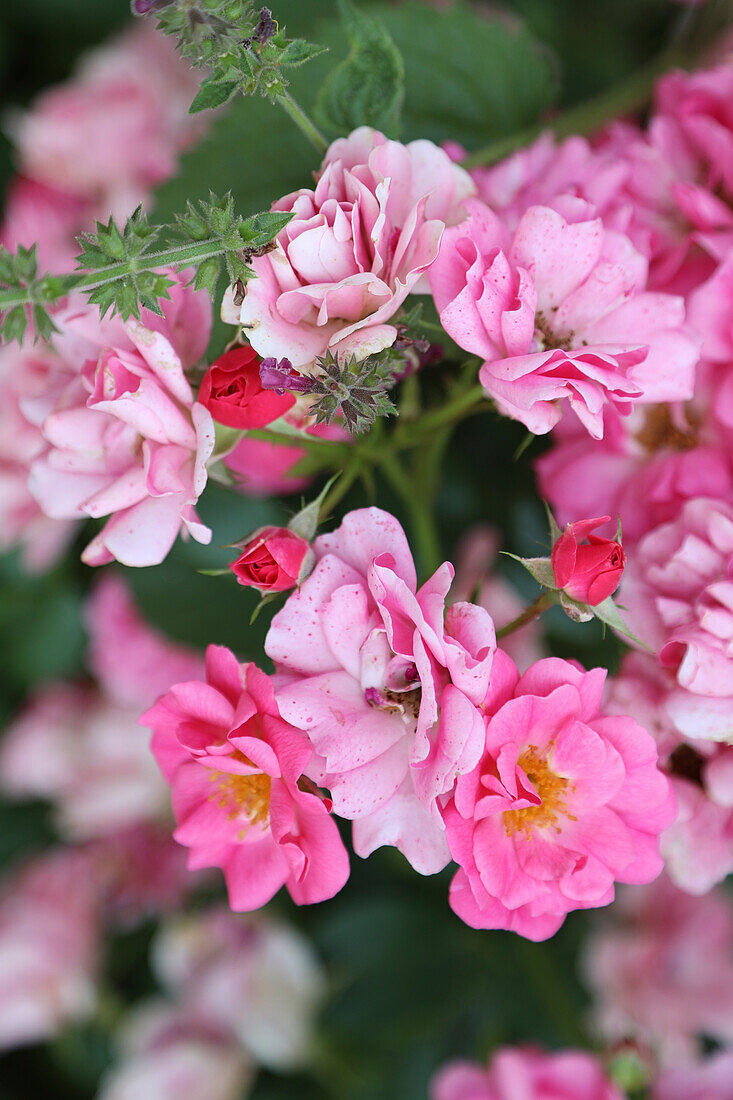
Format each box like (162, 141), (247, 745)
(496, 591), (555, 639)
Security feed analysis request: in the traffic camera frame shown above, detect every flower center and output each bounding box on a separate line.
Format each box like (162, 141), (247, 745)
(209, 765), (271, 828)
(503, 744), (572, 838)
(533, 311), (575, 353)
(635, 404), (699, 453)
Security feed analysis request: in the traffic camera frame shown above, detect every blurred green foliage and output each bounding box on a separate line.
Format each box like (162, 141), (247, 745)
(0, 0), (684, 1097)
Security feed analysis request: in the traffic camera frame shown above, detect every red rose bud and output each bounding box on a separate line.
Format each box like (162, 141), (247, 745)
(198, 346), (295, 430)
(229, 526), (312, 593)
(551, 515), (626, 605)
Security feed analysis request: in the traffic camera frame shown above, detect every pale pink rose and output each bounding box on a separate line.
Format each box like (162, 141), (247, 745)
(97, 1002), (251, 1100)
(141, 646), (350, 911)
(688, 253), (733, 363)
(222, 126), (474, 368)
(429, 198), (698, 438)
(583, 876), (733, 1063)
(0, 850), (99, 1050)
(536, 402), (733, 544)
(29, 276), (216, 568)
(152, 906), (325, 1069)
(0, 683), (169, 840)
(266, 507), (496, 874)
(442, 652), (674, 940)
(85, 573), (204, 708)
(604, 652), (685, 763)
(662, 747), (733, 895)
(621, 498), (733, 742)
(451, 525), (544, 671)
(431, 1046), (623, 1100)
(0, 340), (76, 570)
(87, 825), (194, 928)
(655, 65), (733, 200)
(0, 176), (91, 273)
(653, 1052), (733, 1100)
(12, 23), (202, 216)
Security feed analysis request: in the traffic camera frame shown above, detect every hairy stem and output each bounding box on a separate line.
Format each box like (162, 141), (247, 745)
(276, 89), (329, 154)
(496, 591), (555, 639)
(0, 239), (231, 312)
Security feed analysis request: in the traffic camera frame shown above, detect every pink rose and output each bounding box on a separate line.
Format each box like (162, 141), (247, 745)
(152, 906), (324, 1069)
(551, 515), (626, 604)
(0, 851), (99, 1050)
(266, 507), (496, 874)
(653, 1052), (733, 1100)
(442, 652), (674, 940)
(141, 646), (350, 911)
(29, 275), (216, 568)
(431, 1046), (623, 1100)
(621, 497), (733, 741)
(428, 198), (699, 438)
(229, 526), (312, 592)
(222, 126), (474, 367)
(583, 876), (733, 1064)
(662, 747), (733, 895)
(655, 65), (733, 201)
(97, 1003), (251, 1100)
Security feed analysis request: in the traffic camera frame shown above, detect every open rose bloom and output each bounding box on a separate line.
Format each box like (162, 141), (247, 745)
(6, 6), (733, 1098)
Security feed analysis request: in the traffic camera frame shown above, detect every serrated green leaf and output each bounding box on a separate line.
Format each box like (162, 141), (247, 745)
(315, 0), (405, 138)
(279, 38), (328, 68)
(190, 77), (240, 113)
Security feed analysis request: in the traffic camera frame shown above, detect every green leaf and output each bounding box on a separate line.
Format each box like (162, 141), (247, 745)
(279, 38), (328, 68)
(592, 596), (651, 650)
(503, 552), (557, 590)
(189, 76), (240, 113)
(315, 0), (405, 138)
(288, 474), (340, 541)
(378, 1), (558, 148)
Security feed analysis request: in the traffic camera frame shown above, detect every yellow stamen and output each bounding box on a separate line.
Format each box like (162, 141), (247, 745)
(208, 758), (271, 828)
(503, 744), (573, 838)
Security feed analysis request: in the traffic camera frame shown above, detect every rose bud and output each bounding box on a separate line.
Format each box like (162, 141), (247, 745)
(551, 515), (626, 605)
(229, 526), (313, 593)
(198, 345), (295, 430)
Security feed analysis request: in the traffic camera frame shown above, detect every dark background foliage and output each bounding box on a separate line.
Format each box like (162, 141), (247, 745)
(0, 1), (688, 1097)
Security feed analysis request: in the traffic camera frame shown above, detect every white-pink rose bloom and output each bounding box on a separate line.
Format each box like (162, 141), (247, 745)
(222, 126), (475, 367)
(266, 507), (496, 875)
(621, 497), (733, 743)
(428, 197), (699, 438)
(28, 277), (215, 567)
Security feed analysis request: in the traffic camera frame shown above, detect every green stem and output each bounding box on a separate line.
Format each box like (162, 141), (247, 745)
(496, 591), (554, 639)
(276, 89), (329, 154)
(462, 47), (683, 169)
(319, 454), (364, 517)
(0, 239), (230, 312)
(244, 426), (348, 457)
(393, 383), (489, 450)
(379, 449), (442, 574)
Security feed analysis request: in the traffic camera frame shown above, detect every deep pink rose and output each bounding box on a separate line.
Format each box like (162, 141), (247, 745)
(442, 653), (674, 940)
(141, 646), (350, 911)
(431, 1046), (623, 1100)
(222, 126), (474, 368)
(551, 515), (626, 604)
(197, 345), (295, 429)
(229, 526), (312, 593)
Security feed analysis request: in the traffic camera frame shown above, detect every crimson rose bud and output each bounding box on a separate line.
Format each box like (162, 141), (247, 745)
(198, 346), (295, 429)
(551, 515), (626, 605)
(229, 526), (312, 592)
